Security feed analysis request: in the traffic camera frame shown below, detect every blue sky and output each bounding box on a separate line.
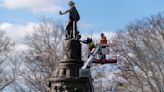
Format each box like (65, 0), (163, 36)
(0, 0), (164, 42)
(0, 1), (164, 91)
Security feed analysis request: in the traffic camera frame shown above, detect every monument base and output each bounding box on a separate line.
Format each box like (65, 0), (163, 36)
(49, 39), (92, 92)
(49, 78), (91, 92)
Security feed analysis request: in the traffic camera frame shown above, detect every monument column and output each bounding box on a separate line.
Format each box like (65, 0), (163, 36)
(49, 39), (92, 92)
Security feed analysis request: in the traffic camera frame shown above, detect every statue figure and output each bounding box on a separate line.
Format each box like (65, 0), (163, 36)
(59, 1), (80, 40)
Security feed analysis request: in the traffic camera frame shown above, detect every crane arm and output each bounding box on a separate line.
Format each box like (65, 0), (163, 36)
(81, 45), (100, 69)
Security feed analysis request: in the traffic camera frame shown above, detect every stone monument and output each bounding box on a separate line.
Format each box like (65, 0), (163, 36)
(49, 1), (92, 91)
(49, 39), (92, 92)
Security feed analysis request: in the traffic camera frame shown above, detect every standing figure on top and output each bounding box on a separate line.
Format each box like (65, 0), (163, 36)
(59, 1), (80, 39)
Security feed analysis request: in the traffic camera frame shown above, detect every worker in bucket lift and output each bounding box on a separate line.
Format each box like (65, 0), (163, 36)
(81, 37), (95, 56)
(100, 33), (107, 44)
(99, 33), (108, 60)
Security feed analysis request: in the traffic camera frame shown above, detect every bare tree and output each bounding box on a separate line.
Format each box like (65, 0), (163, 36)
(3, 51), (27, 92)
(0, 31), (15, 91)
(115, 13), (164, 92)
(20, 19), (65, 92)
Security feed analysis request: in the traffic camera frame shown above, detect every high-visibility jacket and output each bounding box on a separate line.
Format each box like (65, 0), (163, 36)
(81, 39), (95, 51)
(88, 42), (95, 51)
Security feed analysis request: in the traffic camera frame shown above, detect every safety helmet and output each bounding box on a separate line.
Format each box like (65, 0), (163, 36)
(101, 33), (104, 36)
(87, 37), (90, 41)
(87, 37), (92, 42)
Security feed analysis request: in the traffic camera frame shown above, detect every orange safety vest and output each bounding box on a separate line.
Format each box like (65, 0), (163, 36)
(100, 37), (107, 44)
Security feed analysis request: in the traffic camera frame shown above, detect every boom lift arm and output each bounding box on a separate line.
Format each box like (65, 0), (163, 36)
(80, 45), (100, 92)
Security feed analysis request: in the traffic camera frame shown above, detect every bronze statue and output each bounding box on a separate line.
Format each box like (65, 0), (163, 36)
(59, 1), (80, 40)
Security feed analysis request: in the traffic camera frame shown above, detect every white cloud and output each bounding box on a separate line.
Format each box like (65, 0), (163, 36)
(0, 22), (116, 51)
(78, 22), (116, 41)
(0, 22), (39, 51)
(0, 22), (37, 43)
(0, 0), (63, 13)
(0, 22), (116, 42)
(79, 22), (94, 29)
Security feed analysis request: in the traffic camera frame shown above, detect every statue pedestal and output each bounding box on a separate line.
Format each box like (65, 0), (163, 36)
(49, 39), (92, 92)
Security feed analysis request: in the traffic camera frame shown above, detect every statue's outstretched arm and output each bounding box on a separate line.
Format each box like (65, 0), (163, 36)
(59, 10), (70, 15)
